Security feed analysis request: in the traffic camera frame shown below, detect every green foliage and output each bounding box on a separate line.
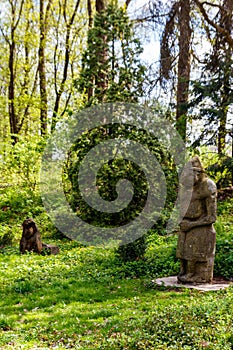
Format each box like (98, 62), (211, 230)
(214, 198), (233, 279)
(189, 54), (233, 149)
(0, 186), (233, 349)
(145, 233), (180, 277)
(76, 1), (147, 105)
(64, 122), (178, 259)
(116, 236), (147, 262)
(0, 239), (233, 349)
(191, 148), (233, 189)
(0, 135), (45, 189)
(0, 226), (13, 247)
(0, 185), (62, 245)
(207, 156), (233, 188)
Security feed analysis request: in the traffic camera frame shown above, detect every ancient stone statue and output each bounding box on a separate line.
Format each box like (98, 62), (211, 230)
(20, 218), (60, 255)
(20, 218), (43, 254)
(42, 243), (60, 255)
(176, 156), (217, 284)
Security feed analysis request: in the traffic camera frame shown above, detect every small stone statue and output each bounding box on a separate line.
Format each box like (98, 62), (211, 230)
(20, 218), (43, 254)
(20, 218), (59, 255)
(176, 156), (217, 284)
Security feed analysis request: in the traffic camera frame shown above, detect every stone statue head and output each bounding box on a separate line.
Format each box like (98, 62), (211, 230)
(181, 156), (206, 187)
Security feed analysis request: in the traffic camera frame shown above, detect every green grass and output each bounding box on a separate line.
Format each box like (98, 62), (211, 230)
(1, 188), (233, 349)
(0, 242), (233, 350)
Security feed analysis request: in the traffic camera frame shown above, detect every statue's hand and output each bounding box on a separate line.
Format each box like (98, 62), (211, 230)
(180, 221), (191, 232)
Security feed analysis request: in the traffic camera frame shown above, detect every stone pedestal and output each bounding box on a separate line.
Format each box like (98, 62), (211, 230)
(155, 276), (231, 292)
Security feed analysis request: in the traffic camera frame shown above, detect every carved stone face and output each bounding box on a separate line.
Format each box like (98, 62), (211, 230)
(23, 218), (35, 230)
(193, 169), (203, 185)
(181, 168), (200, 188)
(181, 156), (205, 188)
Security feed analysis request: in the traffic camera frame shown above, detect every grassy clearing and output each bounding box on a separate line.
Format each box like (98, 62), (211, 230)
(0, 241), (233, 350)
(0, 188), (233, 349)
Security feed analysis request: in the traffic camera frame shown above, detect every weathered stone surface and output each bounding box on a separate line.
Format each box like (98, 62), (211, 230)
(42, 243), (60, 255)
(176, 156), (217, 284)
(155, 276), (231, 292)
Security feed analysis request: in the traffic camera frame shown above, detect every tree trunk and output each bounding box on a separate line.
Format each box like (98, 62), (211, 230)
(96, 0), (105, 13)
(7, 0), (25, 144)
(95, 0), (108, 103)
(8, 36), (18, 145)
(87, 0), (93, 28)
(175, 0), (191, 142)
(217, 0), (233, 154)
(51, 0), (81, 132)
(39, 0), (48, 136)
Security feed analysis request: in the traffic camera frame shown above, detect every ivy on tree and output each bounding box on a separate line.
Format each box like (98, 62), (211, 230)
(76, 1), (147, 106)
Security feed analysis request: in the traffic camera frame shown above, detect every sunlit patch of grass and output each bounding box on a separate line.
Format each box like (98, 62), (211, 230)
(0, 197), (233, 349)
(1, 241), (233, 349)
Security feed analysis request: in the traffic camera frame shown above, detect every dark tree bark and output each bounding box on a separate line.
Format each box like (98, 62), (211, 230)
(87, 0), (93, 28)
(96, 0), (105, 13)
(38, 0), (52, 135)
(51, 0), (81, 132)
(94, 0), (108, 103)
(175, 0), (191, 142)
(8, 32), (17, 144)
(216, 0), (233, 154)
(39, 0), (48, 135)
(194, 0), (233, 48)
(6, 0), (25, 144)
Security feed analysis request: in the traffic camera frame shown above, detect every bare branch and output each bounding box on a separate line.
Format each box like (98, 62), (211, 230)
(87, 0), (93, 27)
(63, 0), (67, 23)
(125, 0), (132, 9)
(14, 0), (25, 30)
(160, 1), (179, 80)
(0, 25), (10, 45)
(44, 0), (53, 34)
(201, 1), (223, 10)
(52, 0), (81, 130)
(194, 0), (233, 48)
(69, 0), (81, 27)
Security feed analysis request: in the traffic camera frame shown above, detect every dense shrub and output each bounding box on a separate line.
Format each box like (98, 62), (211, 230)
(64, 122), (178, 260)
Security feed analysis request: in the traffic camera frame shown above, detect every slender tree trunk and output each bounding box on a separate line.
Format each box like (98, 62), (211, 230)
(95, 0), (108, 103)
(175, 0), (191, 142)
(7, 0), (25, 144)
(218, 54), (231, 154)
(85, 0), (94, 101)
(51, 0), (81, 132)
(39, 0), (48, 136)
(8, 36), (18, 145)
(194, 0), (233, 48)
(87, 0), (93, 28)
(217, 0), (233, 154)
(96, 0), (105, 13)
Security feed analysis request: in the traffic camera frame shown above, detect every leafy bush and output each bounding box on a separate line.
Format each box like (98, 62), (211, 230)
(115, 236), (147, 262)
(192, 148), (233, 189)
(0, 226), (13, 247)
(213, 199), (233, 279)
(64, 122), (178, 258)
(0, 135), (45, 189)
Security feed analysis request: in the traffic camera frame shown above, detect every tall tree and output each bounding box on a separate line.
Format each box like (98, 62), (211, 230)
(93, 0), (108, 103)
(215, 0), (233, 154)
(175, 0), (191, 141)
(38, 0), (52, 136)
(159, 0), (191, 141)
(194, 0), (233, 49)
(76, 1), (147, 106)
(1, 0), (25, 144)
(190, 0), (233, 154)
(51, 0), (81, 132)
